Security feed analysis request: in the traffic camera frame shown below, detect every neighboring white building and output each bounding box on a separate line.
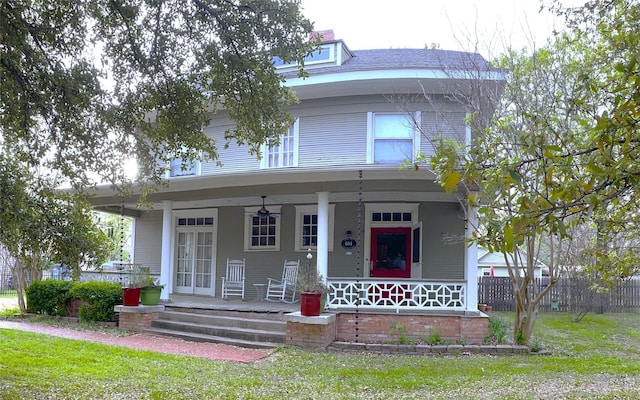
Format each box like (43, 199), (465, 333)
(478, 248), (547, 278)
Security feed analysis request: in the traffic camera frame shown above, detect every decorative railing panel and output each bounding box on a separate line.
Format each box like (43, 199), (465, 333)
(327, 279), (466, 311)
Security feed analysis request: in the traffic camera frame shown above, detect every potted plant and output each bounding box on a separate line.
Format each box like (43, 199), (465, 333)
(122, 265), (147, 306)
(140, 273), (164, 306)
(297, 264), (328, 316)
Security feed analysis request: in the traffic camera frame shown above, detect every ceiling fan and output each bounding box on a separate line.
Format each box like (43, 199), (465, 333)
(256, 196), (280, 218)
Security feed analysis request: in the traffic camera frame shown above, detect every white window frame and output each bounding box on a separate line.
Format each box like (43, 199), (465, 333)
(366, 112), (421, 164)
(294, 204), (336, 252)
(260, 119), (299, 169)
(166, 155), (201, 178)
(171, 208), (218, 296)
(243, 206), (282, 251)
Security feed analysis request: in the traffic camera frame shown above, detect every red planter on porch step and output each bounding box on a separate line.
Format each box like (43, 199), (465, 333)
(122, 287), (141, 306)
(300, 292), (322, 316)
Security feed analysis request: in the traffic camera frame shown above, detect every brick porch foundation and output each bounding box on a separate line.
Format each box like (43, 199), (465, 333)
(114, 305), (164, 331)
(284, 312), (336, 349)
(335, 312), (489, 344)
(285, 311), (488, 348)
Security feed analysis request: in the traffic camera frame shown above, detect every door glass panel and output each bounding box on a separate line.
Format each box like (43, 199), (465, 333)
(195, 232), (212, 289)
(371, 228), (411, 278)
(175, 227), (214, 294)
(375, 233), (407, 271)
(176, 232), (194, 287)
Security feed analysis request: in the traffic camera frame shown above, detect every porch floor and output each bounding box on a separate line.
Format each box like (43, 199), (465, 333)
(166, 294), (477, 316)
(167, 294), (299, 314)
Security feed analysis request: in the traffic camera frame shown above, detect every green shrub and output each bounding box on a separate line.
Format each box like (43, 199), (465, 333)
(0, 307), (21, 318)
(26, 280), (76, 316)
(69, 281), (122, 322)
(484, 315), (509, 344)
(389, 322), (413, 345)
(423, 327), (445, 345)
(530, 339), (545, 352)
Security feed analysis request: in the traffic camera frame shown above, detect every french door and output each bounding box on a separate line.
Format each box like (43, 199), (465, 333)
(370, 227), (411, 278)
(175, 230), (214, 295)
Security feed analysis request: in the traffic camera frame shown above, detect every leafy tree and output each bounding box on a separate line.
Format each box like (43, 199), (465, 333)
(1, 0), (316, 191)
(428, 0), (640, 345)
(1, 1), (315, 310)
(0, 151), (110, 312)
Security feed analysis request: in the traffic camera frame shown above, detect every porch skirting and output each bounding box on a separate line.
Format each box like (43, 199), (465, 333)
(333, 312), (488, 345)
(283, 310), (489, 349)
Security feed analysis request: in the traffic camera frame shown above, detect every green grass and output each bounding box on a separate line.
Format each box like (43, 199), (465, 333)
(1, 312), (640, 399)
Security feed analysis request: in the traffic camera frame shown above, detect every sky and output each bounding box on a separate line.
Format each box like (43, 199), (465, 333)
(299, 0), (566, 58)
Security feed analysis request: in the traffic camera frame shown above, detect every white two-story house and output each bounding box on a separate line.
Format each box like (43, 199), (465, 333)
(91, 31), (505, 344)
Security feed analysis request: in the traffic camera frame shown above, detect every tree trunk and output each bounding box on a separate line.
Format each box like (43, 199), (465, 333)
(508, 236), (557, 347)
(513, 283), (538, 345)
(10, 260), (27, 313)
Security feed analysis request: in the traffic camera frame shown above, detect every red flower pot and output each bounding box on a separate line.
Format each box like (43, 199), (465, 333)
(122, 287), (141, 306)
(300, 292), (322, 316)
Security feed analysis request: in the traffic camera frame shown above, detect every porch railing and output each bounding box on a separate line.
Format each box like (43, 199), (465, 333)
(326, 278), (466, 311)
(78, 267), (159, 286)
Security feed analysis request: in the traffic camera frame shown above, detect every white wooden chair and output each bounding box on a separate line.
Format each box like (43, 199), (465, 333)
(266, 260), (300, 303)
(221, 258), (246, 300)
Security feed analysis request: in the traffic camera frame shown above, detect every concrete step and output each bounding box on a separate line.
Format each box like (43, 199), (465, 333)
(145, 309), (287, 348)
(157, 310), (286, 332)
(149, 318), (286, 344)
(145, 327), (282, 349)
(165, 306), (289, 321)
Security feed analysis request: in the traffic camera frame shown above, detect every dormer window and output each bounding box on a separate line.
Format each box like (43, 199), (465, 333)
(273, 44), (336, 70)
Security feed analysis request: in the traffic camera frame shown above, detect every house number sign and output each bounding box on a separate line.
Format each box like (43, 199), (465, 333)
(341, 230), (357, 249)
(341, 238), (357, 249)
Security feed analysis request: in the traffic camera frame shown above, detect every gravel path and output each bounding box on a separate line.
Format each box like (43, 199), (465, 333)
(0, 320), (270, 363)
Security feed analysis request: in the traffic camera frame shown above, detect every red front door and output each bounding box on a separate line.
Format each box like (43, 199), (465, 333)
(370, 227), (411, 278)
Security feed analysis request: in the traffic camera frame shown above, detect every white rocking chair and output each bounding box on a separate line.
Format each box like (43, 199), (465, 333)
(265, 260), (300, 303)
(221, 258), (246, 300)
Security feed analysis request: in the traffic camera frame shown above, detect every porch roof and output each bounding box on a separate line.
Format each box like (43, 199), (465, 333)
(89, 165), (458, 211)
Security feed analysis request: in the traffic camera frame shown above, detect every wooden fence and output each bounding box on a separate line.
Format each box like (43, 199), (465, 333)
(478, 276), (640, 313)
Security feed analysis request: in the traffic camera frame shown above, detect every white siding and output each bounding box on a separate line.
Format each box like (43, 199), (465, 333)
(200, 117), (260, 175)
(190, 95), (468, 176)
(299, 113), (367, 166)
(420, 111), (467, 158)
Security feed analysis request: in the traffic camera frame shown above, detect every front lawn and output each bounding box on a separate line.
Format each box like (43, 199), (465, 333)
(1, 312), (639, 399)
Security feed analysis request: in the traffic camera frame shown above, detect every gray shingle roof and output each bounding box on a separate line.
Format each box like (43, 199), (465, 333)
(283, 48), (496, 78)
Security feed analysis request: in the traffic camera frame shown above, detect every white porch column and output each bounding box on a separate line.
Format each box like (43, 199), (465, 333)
(316, 191), (330, 283)
(160, 200), (173, 301)
(465, 203), (479, 312)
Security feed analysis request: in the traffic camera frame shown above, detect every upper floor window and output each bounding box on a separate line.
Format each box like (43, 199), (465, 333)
(243, 206), (281, 251)
(168, 157), (199, 177)
(294, 205), (335, 251)
(367, 112), (421, 164)
(261, 119), (299, 168)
